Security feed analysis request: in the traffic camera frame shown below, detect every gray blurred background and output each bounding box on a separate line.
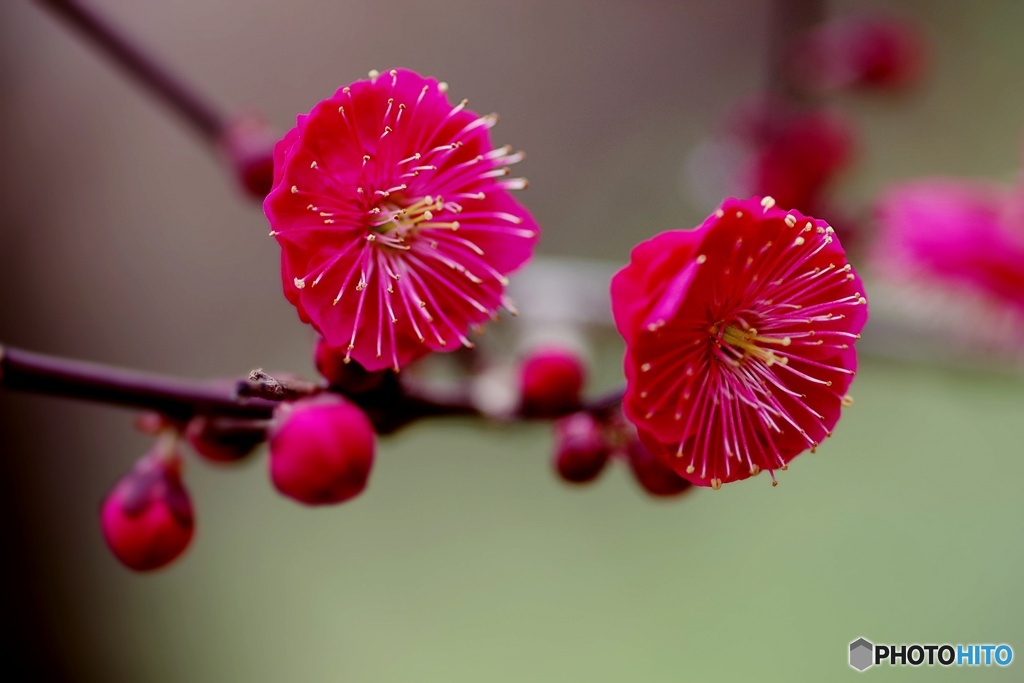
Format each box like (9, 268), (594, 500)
(2, 1), (1024, 680)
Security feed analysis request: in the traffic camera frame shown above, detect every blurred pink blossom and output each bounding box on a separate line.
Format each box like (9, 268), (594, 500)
(791, 15), (927, 93)
(875, 179), (1024, 324)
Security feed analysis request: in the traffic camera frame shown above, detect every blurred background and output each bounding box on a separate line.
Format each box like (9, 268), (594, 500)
(2, 0), (1023, 680)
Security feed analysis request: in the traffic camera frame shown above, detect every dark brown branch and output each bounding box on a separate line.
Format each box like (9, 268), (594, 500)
(236, 370), (321, 402)
(583, 389), (625, 418)
(0, 345), (276, 420)
(358, 375), (624, 434)
(347, 372), (480, 435)
(0, 343), (625, 435)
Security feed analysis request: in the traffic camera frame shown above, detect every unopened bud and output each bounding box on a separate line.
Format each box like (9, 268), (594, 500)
(792, 15), (926, 93)
(553, 412), (610, 484)
(220, 114), (276, 200)
(185, 415), (265, 463)
(134, 412), (180, 435)
(314, 337), (386, 394)
(519, 347), (586, 417)
(100, 441), (194, 571)
(626, 436), (693, 498)
(268, 395), (375, 505)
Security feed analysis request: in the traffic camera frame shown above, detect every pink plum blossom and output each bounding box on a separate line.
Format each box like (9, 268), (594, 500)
(611, 197), (867, 488)
(265, 69), (539, 371)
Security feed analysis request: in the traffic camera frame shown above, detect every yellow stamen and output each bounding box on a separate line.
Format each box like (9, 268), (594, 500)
(719, 325), (790, 366)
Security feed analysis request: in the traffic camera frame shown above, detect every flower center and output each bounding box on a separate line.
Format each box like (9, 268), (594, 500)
(371, 195), (453, 241)
(712, 321), (791, 367)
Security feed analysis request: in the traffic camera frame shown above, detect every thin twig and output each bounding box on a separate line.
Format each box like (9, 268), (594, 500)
(34, 0), (227, 140)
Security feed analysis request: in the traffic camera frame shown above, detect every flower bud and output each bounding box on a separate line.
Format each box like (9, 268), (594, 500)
(792, 16), (926, 93)
(314, 337), (385, 394)
(519, 347), (586, 417)
(100, 447), (194, 571)
(185, 415), (265, 464)
(220, 115), (276, 200)
(553, 412), (610, 484)
(625, 437), (693, 498)
(268, 395), (375, 505)
(134, 412), (180, 435)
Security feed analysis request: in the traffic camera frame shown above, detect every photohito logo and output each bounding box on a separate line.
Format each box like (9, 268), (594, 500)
(849, 638), (1013, 672)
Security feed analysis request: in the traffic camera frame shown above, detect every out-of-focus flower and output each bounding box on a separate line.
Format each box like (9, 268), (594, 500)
(874, 179), (1024, 350)
(266, 69), (539, 371)
(611, 196), (867, 488)
(734, 102), (855, 215)
(876, 180), (1024, 312)
(268, 395), (375, 505)
(519, 346), (586, 417)
(100, 441), (194, 571)
(688, 101), (857, 245)
(791, 15), (926, 93)
(552, 412), (610, 484)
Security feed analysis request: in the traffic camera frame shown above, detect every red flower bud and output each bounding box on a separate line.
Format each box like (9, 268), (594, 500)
(792, 15), (926, 93)
(553, 412), (610, 484)
(134, 412), (180, 435)
(185, 415), (265, 464)
(625, 437), (693, 498)
(519, 347), (586, 417)
(314, 337), (386, 394)
(220, 115), (276, 200)
(100, 447), (194, 571)
(268, 395), (375, 505)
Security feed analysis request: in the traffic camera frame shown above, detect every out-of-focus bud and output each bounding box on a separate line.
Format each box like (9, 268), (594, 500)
(792, 15), (926, 93)
(687, 98), (856, 220)
(314, 337), (386, 394)
(185, 415), (265, 464)
(553, 412), (610, 484)
(268, 395), (375, 505)
(134, 412), (179, 435)
(100, 443), (194, 571)
(746, 107), (855, 214)
(518, 347), (586, 417)
(219, 114), (276, 200)
(625, 436), (693, 498)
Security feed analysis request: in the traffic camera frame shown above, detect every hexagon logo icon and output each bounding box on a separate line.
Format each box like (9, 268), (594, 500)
(850, 638), (874, 671)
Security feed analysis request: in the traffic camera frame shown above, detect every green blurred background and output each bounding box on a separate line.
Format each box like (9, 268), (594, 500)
(2, 0), (1023, 680)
